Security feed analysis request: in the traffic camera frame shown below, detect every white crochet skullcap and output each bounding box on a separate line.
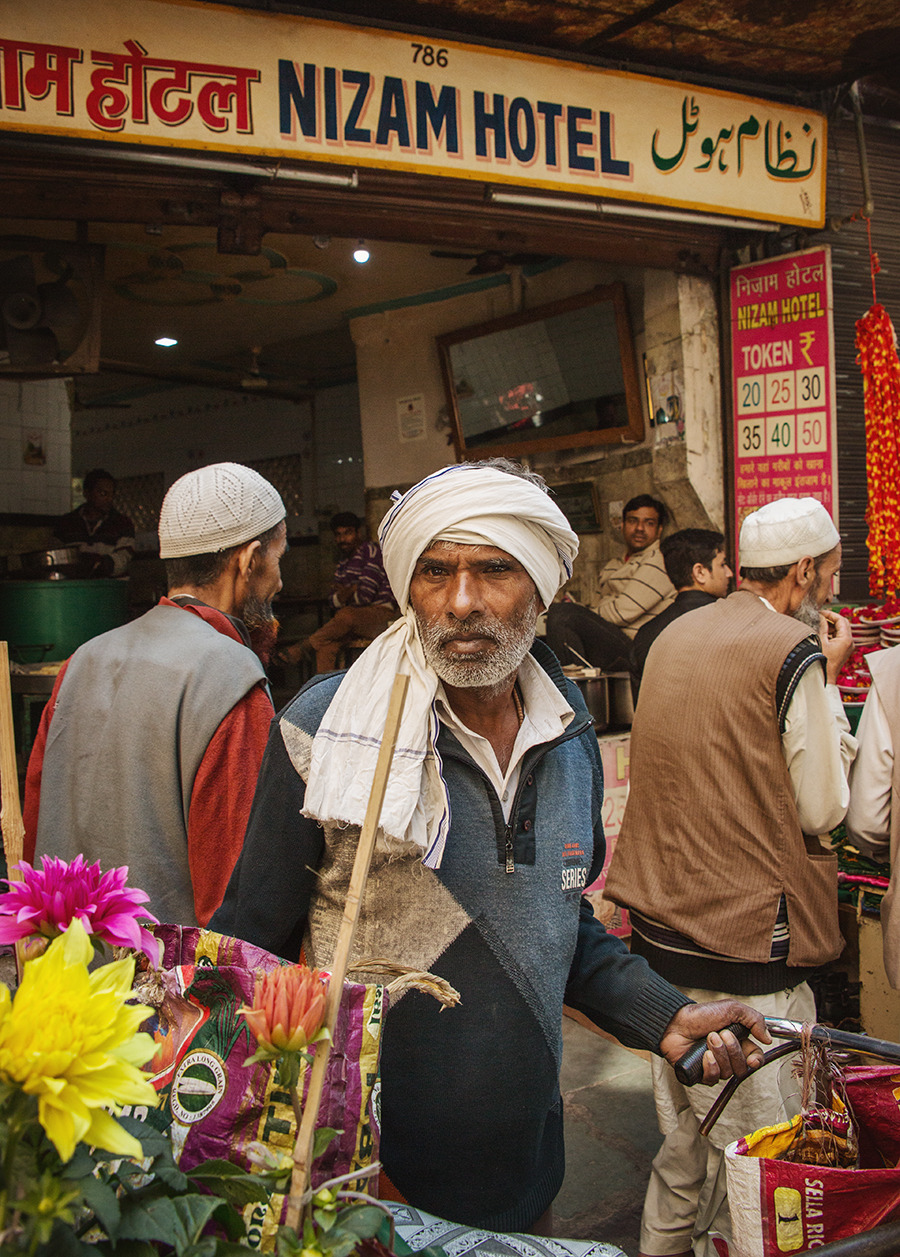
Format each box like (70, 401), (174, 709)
(740, 497), (840, 568)
(158, 463), (285, 559)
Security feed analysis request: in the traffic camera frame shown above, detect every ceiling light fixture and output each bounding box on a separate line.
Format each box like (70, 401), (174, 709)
(600, 201), (781, 232)
(487, 189), (600, 213)
(486, 187), (780, 232)
(155, 336), (178, 347)
(0, 135), (359, 188)
(353, 241), (370, 263)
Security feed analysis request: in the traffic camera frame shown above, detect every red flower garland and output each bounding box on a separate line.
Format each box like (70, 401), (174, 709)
(856, 303), (900, 597)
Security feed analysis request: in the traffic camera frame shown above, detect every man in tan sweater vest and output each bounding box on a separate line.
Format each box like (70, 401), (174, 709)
(604, 497), (857, 1257)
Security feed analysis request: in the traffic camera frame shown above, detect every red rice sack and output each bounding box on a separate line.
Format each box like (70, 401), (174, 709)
(725, 1064), (900, 1256)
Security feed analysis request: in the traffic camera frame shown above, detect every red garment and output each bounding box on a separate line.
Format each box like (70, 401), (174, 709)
(23, 597), (273, 926)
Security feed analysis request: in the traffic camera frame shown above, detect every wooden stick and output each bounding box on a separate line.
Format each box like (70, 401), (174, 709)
(285, 671), (409, 1231)
(0, 643), (27, 980)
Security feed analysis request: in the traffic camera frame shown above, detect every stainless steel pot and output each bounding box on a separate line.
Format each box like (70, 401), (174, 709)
(606, 672), (635, 727)
(16, 547), (82, 578)
(570, 673), (609, 731)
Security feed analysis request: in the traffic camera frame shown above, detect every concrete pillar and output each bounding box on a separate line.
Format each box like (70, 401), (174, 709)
(643, 271), (725, 531)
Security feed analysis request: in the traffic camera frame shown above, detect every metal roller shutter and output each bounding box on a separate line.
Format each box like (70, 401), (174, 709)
(819, 117), (900, 601)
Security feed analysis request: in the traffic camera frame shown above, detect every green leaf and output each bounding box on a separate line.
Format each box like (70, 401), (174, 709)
(187, 1158), (271, 1207)
(321, 1234), (362, 1257)
(34, 1219), (97, 1256)
(314, 1205), (338, 1232)
(116, 1192), (224, 1253)
(59, 1146), (97, 1181)
(116, 1115), (179, 1162)
(312, 1125), (342, 1160)
(77, 1174), (122, 1238)
(179, 1241), (220, 1257)
(90, 1242), (159, 1257)
(330, 1203), (387, 1240)
(211, 1199), (247, 1242)
(142, 1153), (190, 1193)
(181, 1238), (257, 1257)
(275, 1229), (306, 1257)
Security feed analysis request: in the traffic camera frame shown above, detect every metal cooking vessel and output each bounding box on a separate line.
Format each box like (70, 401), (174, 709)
(17, 547), (82, 578)
(572, 674), (609, 731)
(605, 672), (635, 727)
(0, 578), (129, 662)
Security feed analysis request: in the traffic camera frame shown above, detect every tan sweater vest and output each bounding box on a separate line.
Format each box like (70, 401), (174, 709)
(604, 589), (843, 969)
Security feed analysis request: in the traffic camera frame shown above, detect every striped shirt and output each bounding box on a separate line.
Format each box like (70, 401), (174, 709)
(630, 896), (790, 966)
(332, 540), (395, 608)
(592, 540), (675, 638)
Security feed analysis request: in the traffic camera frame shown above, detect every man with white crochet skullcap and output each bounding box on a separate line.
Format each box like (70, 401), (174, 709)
(215, 457), (768, 1234)
(605, 496), (858, 1257)
(24, 462), (286, 927)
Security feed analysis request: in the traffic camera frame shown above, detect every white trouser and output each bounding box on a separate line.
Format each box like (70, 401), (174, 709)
(640, 981), (816, 1257)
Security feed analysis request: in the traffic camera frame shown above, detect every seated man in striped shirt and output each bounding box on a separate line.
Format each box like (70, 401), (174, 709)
(545, 494), (675, 672)
(298, 511), (397, 673)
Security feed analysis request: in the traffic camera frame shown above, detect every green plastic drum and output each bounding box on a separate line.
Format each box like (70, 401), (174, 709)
(0, 579), (129, 663)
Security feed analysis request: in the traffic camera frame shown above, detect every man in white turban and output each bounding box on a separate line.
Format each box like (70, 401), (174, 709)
(214, 458), (767, 1234)
(604, 496), (857, 1257)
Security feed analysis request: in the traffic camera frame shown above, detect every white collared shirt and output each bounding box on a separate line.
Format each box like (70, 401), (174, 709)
(434, 654), (575, 820)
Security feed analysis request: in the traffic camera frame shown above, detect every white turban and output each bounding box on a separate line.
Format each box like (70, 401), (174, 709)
(379, 463), (579, 611)
(301, 463), (579, 869)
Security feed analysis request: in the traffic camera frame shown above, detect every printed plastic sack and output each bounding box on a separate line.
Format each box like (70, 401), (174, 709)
(725, 1064), (900, 1256)
(132, 925), (386, 1248)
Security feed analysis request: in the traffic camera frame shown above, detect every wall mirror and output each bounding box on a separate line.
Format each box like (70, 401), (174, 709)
(437, 281), (644, 459)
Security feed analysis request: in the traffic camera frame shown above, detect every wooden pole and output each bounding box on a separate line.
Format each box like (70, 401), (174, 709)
(285, 671), (409, 1231)
(0, 643), (27, 980)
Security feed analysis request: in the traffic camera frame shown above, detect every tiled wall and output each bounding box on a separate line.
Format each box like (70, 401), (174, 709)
(0, 379), (71, 513)
(0, 377), (366, 567)
(314, 383), (365, 519)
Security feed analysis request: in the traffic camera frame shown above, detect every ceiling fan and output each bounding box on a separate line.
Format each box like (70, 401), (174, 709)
(430, 248), (552, 275)
(0, 239), (104, 374)
(95, 340), (313, 401)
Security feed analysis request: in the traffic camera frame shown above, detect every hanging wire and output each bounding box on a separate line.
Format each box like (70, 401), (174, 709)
(866, 215), (880, 307)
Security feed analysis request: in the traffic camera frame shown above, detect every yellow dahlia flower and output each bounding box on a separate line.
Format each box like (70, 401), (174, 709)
(0, 918), (157, 1163)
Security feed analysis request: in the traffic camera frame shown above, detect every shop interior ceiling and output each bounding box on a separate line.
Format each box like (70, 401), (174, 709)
(1, 0), (898, 414)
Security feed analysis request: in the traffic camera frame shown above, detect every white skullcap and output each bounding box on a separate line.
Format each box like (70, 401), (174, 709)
(158, 462), (285, 559)
(378, 463), (579, 612)
(740, 497), (840, 568)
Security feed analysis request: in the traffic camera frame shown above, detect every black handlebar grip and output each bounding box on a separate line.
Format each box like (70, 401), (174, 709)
(673, 1022), (751, 1086)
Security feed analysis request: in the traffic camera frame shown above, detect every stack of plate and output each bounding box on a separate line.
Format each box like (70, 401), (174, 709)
(878, 617), (900, 647)
(852, 618), (883, 647)
(838, 684), (870, 702)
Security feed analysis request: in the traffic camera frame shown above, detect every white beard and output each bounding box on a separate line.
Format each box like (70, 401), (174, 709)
(415, 597), (539, 692)
(793, 588), (823, 630)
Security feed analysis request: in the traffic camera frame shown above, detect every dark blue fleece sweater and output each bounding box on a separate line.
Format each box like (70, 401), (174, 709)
(213, 641), (688, 1231)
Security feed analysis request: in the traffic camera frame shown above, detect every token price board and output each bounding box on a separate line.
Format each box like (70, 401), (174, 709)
(730, 246), (837, 566)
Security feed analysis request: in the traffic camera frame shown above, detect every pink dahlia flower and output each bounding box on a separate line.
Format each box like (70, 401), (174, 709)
(0, 855), (160, 962)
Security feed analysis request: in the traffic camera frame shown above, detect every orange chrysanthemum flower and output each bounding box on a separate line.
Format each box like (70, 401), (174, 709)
(241, 965), (329, 1061)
